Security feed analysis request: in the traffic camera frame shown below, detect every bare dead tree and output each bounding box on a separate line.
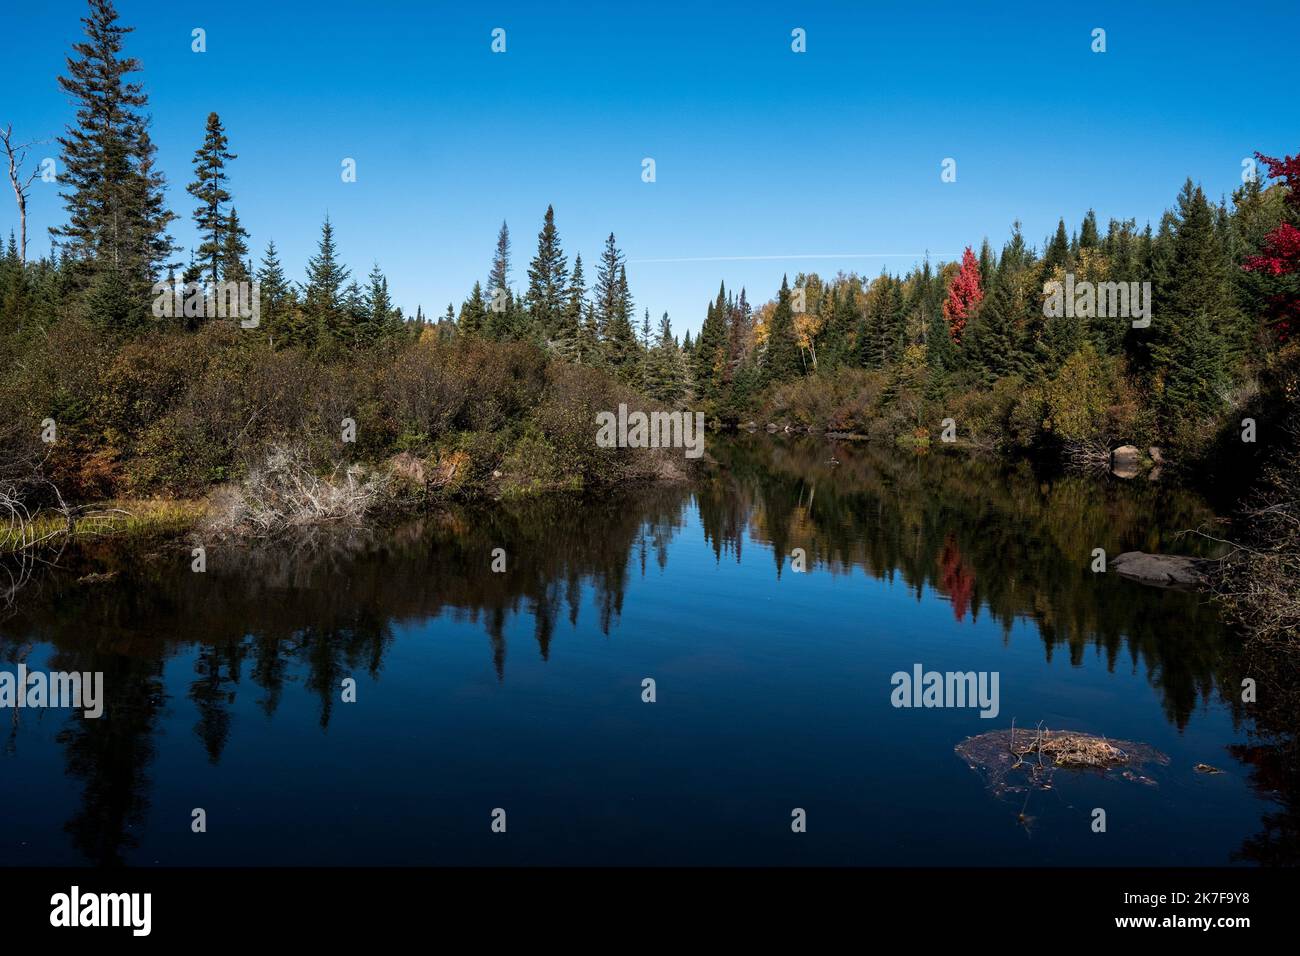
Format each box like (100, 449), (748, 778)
(0, 124), (44, 265)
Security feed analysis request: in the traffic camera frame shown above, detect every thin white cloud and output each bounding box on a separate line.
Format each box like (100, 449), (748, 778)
(628, 253), (960, 264)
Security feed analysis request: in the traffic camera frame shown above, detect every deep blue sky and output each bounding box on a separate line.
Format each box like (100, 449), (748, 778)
(3, 1), (1296, 333)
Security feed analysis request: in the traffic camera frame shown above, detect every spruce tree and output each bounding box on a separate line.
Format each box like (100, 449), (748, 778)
(187, 112), (237, 286)
(576, 300), (601, 366)
(725, 288), (752, 378)
(1079, 209), (1100, 250)
(220, 207), (250, 285)
(1043, 218), (1070, 273)
(763, 275), (802, 382)
(256, 239), (293, 346)
(977, 239), (996, 290)
(693, 281), (729, 401)
(53, 0), (175, 321)
(1151, 181), (1234, 423)
(360, 262), (392, 347)
(458, 281), (487, 336)
(553, 252), (584, 351)
(525, 205), (568, 338)
(602, 263), (639, 376)
(593, 232), (624, 340)
(303, 215), (349, 345)
(488, 220), (510, 302)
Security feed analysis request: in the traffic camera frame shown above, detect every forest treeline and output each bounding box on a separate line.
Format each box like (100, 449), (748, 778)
(0, 1), (1297, 529)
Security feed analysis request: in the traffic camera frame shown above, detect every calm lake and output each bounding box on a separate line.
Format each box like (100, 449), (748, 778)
(0, 436), (1290, 866)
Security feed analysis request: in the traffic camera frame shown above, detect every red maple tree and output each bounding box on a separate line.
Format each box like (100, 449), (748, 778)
(938, 535), (975, 623)
(1242, 150), (1300, 339)
(942, 246), (983, 343)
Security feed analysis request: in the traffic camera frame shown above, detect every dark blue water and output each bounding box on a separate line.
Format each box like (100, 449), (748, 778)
(0, 437), (1289, 866)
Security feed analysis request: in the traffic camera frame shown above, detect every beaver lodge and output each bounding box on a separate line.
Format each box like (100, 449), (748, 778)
(955, 724), (1170, 797)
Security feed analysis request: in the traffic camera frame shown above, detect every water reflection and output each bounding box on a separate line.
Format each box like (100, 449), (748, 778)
(1, 435), (1295, 866)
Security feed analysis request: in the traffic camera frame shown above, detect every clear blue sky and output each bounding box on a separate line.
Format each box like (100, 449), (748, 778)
(2, 0), (1296, 334)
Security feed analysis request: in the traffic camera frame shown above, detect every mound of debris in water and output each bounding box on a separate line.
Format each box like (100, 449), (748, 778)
(955, 725), (1169, 796)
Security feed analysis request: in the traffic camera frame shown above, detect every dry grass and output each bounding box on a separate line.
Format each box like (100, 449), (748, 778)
(0, 493), (205, 554)
(1010, 726), (1130, 769)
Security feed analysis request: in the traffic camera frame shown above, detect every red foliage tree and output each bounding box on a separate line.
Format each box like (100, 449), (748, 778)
(938, 535), (975, 623)
(942, 246), (983, 343)
(1242, 150), (1300, 339)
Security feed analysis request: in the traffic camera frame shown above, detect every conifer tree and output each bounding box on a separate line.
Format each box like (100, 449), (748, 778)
(459, 281), (487, 336)
(644, 312), (686, 402)
(1152, 181), (1235, 422)
(220, 207), (250, 284)
(1043, 218), (1070, 273)
(763, 275), (802, 382)
(303, 215), (350, 345)
(488, 220), (510, 302)
(602, 264), (639, 376)
(593, 232), (625, 340)
(977, 239), (996, 290)
(53, 0), (176, 321)
(256, 239), (293, 346)
(576, 300), (601, 366)
(525, 205), (568, 337)
(867, 273), (907, 369)
(693, 281), (729, 401)
(187, 112), (237, 285)
(552, 253), (584, 349)
(339, 280), (365, 346)
(1079, 209), (1100, 250)
(360, 262), (392, 346)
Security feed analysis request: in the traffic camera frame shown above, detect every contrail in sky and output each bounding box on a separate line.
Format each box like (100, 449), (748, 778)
(628, 253), (960, 264)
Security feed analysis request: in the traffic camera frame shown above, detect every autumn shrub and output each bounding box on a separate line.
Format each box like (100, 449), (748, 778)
(946, 375), (1026, 450)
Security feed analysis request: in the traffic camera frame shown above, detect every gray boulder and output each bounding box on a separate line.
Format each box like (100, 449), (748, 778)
(1111, 551), (1214, 588)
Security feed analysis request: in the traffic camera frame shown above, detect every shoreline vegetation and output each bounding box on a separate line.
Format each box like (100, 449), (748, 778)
(0, 2), (1296, 653)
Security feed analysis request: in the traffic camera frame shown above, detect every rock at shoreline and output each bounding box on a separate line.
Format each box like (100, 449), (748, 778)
(1111, 551), (1214, 588)
(1111, 445), (1143, 478)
